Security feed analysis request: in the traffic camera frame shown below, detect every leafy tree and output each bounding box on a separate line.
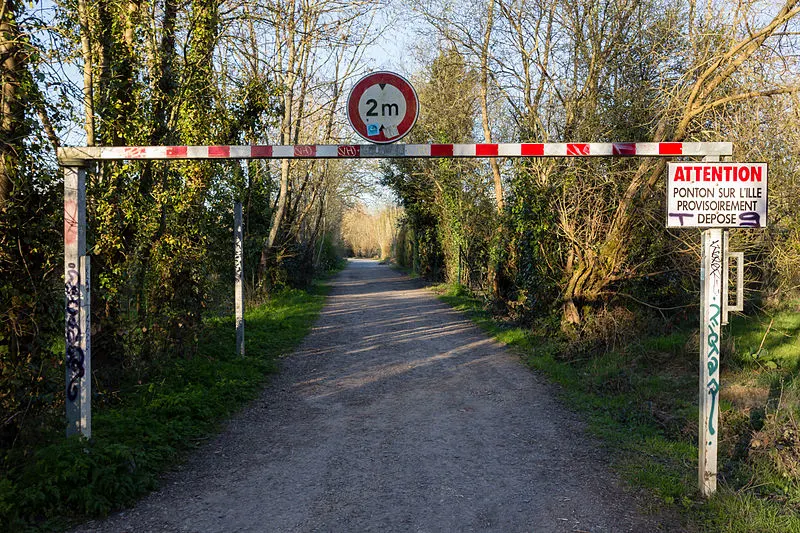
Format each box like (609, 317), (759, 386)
(383, 47), (495, 285)
(0, 0), (65, 447)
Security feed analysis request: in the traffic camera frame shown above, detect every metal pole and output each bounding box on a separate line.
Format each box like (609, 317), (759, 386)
(64, 166), (91, 438)
(699, 228), (723, 496)
(234, 201), (245, 356)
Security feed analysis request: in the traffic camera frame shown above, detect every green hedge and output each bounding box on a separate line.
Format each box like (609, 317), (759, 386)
(0, 287), (326, 532)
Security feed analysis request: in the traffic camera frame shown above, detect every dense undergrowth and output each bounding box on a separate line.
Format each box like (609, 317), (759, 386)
(434, 282), (800, 533)
(0, 286), (327, 532)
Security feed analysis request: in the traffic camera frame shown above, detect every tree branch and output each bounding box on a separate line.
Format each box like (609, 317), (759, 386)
(691, 86), (800, 118)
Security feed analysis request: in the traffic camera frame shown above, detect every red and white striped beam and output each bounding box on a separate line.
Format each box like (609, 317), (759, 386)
(58, 142), (732, 164)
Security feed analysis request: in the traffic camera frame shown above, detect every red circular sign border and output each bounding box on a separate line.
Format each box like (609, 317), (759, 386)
(347, 71), (419, 144)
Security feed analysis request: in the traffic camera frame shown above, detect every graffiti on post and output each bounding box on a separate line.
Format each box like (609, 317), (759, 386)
(65, 263), (85, 402)
(705, 237), (722, 445)
(706, 303), (721, 438)
(235, 232), (243, 280)
(709, 239), (722, 290)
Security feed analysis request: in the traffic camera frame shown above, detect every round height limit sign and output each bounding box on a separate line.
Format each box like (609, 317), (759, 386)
(347, 72), (419, 144)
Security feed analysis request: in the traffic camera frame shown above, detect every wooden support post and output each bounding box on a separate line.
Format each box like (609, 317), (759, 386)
(64, 166), (91, 438)
(698, 154), (723, 496)
(235, 201), (245, 356)
(699, 228), (723, 496)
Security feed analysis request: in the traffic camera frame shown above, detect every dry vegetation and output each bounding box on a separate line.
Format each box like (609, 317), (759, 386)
(340, 204), (402, 259)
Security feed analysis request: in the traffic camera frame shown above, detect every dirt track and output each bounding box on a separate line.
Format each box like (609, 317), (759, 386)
(76, 259), (684, 532)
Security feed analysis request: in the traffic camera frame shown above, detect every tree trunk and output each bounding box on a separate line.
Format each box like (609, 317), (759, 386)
(266, 158), (291, 249)
(77, 0), (95, 145)
(561, 249), (601, 326)
(0, 0), (23, 210)
(477, 0), (509, 301)
(152, 0), (177, 143)
(260, 3), (299, 278)
(479, 0), (503, 212)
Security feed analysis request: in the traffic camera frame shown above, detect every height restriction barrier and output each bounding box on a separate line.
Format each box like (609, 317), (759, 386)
(59, 141), (753, 498)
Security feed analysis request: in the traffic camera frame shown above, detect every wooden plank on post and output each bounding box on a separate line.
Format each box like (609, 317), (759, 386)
(64, 166), (90, 437)
(699, 228), (723, 495)
(235, 201), (244, 356)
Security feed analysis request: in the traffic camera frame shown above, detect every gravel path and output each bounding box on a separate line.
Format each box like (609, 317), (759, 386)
(76, 259), (685, 532)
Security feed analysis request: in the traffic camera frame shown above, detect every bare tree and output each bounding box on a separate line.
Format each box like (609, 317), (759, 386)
(412, 0), (800, 323)
(235, 0), (384, 284)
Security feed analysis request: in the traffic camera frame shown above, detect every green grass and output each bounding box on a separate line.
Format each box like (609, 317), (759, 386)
(433, 283), (800, 532)
(389, 261), (421, 280)
(0, 285), (327, 532)
(727, 304), (800, 375)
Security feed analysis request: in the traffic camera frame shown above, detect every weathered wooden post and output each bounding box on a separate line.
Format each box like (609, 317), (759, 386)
(699, 226), (723, 495)
(235, 201), (245, 356)
(698, 154), (722, 495)
(63, 164), (91, 438)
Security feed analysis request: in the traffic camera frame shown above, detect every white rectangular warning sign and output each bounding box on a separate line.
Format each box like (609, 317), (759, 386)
(667, 162), (768, 228)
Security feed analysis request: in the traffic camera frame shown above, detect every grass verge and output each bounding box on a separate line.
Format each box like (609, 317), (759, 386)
(434, 283), (800, 532)
(0, 285), (328, 532)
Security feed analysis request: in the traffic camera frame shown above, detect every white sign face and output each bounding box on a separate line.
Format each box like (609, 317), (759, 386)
(357, 84), (408, 138)
(347, 72), (419, 144)
(667, 162), (768, 228)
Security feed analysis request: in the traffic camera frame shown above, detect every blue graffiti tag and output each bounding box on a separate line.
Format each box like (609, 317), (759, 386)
(708, 356), (719, 376)
(65, 264), (85, 402)
(668, 213), (694, 226)
(739, 211), (761, 228)
(707, 378), (719, 436)
(707, 326), (720, 357)
(705, 302), (721, 441)
(709, 303), (720, 327)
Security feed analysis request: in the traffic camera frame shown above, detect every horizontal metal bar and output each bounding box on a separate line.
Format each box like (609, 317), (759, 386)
(57, 142), (734, 164)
